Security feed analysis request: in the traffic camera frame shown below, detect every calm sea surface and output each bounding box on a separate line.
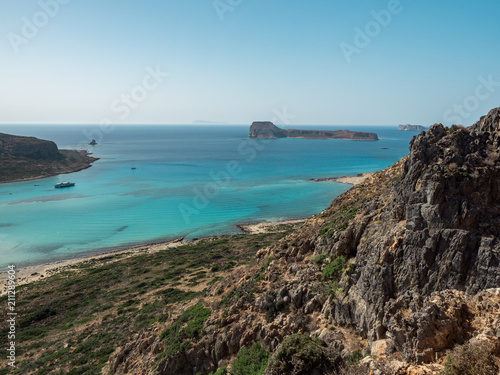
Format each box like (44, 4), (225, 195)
(0, 125), (415, 268)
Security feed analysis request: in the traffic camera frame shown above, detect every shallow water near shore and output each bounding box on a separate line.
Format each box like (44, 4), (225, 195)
(0, 125), (415, 268)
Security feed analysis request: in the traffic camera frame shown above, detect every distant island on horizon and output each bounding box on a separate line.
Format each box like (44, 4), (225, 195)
(398, 124), (426, 131)
(249, 121), (379, 140)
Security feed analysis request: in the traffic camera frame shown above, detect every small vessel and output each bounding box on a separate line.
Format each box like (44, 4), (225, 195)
(55, 182), (75, 188)
(131, 167), (137, 170)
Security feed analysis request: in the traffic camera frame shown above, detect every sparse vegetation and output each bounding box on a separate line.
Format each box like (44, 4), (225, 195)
(0, 228), (298, 374)
(320, 206), (358, 237)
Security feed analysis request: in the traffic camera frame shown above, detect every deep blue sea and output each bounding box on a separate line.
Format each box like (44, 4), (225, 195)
(0, 125), (415, 268)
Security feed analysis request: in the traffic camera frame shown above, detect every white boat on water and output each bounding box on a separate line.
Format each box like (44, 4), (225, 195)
(55, 182), (75, 188)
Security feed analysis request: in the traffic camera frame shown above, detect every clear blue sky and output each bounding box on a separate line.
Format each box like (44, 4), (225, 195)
(0, 0), (499, 126)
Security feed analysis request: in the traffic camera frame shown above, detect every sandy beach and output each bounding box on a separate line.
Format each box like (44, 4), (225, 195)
(0, 218), (306, 294)
(312, 172), (374, 186)
(237, 219), (306, 234)
(0, 237), (185, 294)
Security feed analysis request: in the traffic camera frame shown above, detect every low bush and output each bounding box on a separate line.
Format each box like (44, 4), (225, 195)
(439, 342), (498, 375)
(322, 256), (346, 281)
(266, 334), (342, 375)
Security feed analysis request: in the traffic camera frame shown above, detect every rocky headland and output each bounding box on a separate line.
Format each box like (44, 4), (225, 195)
(398, 124), (426, 131)
(0, 132), (98, 183)
(250, 122), (379, 141)
(4, 109), (500, 374)
(108, 109), (500, 374)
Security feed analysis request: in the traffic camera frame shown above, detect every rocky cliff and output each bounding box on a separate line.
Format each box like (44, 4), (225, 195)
(0, 132), (61, 159)
(0, 132), (98, 182)
(109, 109), (500, 374)
(249, 122), (379, 141)
(398, 124), (426, 131)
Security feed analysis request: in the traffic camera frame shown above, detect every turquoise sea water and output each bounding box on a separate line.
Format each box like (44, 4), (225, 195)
(0, 125), (415, 268)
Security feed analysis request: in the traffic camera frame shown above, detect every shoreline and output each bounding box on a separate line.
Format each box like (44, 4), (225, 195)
(0, 172), (373, 292)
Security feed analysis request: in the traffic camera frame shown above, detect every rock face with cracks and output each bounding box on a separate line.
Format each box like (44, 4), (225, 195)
(109, 109), (500, 374)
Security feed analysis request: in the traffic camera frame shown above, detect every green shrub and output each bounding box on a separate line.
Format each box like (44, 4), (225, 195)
(346, 350), (364, 366)
(439, 342), (498, 375)
(266, 334), (342, 375)
(231, 342), (268, 375)
(322, 256), (346, 281)
(209, 367), (227, 375)
(19, 307), (57, 328)
(313, 253), (329, 266)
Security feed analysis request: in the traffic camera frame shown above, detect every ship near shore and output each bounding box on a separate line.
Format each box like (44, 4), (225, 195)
(249, 121), (379, 140)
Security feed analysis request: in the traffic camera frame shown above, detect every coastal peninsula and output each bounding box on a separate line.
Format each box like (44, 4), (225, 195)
(0, 132), (98, 183)
(249, 121), (379, 140)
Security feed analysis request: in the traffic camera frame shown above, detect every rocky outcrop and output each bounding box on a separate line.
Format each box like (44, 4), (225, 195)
(110, 109), (500, 374)
(0, 133), (98, 183)
(398, 124), (426, 131)
(249, 122), (379, 140)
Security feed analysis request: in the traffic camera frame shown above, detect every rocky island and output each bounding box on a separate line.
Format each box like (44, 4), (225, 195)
(249, 121), (379, 140)
(0, 132), (98, 183)
(398, 124), (426, 131)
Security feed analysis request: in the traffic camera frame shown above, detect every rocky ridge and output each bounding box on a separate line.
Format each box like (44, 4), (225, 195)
(109, 109), (500, 374)
(249, 122), (379, 141)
